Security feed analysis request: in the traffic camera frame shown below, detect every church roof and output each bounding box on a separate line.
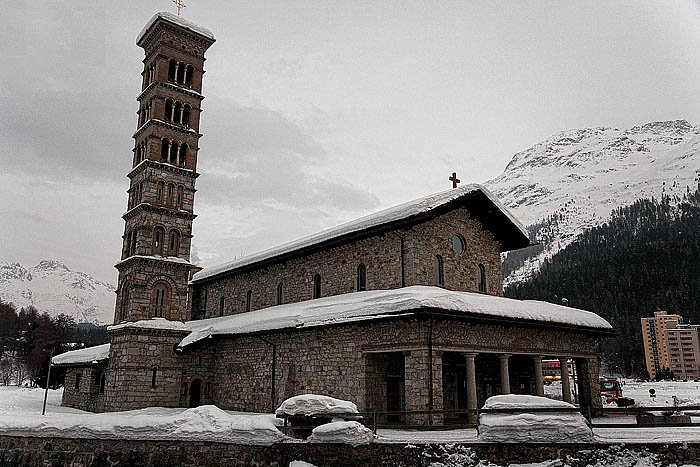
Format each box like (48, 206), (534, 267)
(137, 11), (215, 45)
(191, 184), (530, 284)
(178, 286), (613, 349)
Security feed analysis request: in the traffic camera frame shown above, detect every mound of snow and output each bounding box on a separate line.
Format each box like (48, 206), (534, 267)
(0, 404), (286, 445)
(289, 462), (317, 467)
(309, 420), (374, 446)
(478, 395), (593, 443)
(276, 395), (358, 417)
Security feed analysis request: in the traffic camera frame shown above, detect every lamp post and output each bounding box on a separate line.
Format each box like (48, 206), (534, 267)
(42, 344), (57, 415)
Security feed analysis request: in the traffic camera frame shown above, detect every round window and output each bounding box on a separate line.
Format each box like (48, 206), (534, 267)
(452, 234), (465, 255)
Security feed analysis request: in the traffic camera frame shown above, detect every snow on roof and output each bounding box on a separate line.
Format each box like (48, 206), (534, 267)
(109, 318), (189, 333)
(179, 286), (612, 348)
(137, 12), (215, 44)
(114, 255), (193, 268)
(52, 343), (110, 366)
(192, 184), (527, 283)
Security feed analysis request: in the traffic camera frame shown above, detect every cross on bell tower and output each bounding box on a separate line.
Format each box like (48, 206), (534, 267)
(449, 172), (460, 189)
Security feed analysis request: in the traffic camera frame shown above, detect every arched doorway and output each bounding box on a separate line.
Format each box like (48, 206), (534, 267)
(189, 379), (201, 408)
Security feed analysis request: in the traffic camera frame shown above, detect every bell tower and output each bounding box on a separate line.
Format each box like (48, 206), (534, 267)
(114, 12), (215, 324)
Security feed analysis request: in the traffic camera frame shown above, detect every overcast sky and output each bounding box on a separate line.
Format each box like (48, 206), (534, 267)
(2, 0), (700, 283)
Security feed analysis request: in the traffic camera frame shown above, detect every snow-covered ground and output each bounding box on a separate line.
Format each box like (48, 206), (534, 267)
(2, 383), (700, 448)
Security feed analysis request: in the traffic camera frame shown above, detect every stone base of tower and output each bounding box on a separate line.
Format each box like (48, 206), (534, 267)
(100, 325), (189, 412)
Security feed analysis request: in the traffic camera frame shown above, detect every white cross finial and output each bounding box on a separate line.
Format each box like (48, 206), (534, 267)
(173, 0), (186, 15)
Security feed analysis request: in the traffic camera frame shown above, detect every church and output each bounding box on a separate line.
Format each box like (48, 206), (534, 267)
(53, 12), (614, 425)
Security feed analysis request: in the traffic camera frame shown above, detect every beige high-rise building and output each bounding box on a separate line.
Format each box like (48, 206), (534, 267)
(641, 311), (683, 379)
(665, 324), (700, 380)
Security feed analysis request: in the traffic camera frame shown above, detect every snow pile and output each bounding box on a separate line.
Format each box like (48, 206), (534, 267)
(192, 184), (526, 283)
(289, 462), (317, 467)
(180, 286), (611, 348)
(137, 11), (215, 43)
(275, 395), (358, 417)
(308, 420), (374, 446)
(109, 317), (189, 332)
(0, 404), (286, 445)
(52, 343), (110, 366)
(478, 395), (593, 443)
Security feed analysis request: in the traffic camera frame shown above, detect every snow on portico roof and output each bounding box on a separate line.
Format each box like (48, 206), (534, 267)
(178, 286), (613, 348)
(137, 12), (215, 44)
(192, 184), (529, 283)
(52, 343), (110, 366)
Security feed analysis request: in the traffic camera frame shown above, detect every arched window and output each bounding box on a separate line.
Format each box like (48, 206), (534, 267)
(173, 101), (182, 123)
(120, 284), (130, 321)
(246, 290), (252, 312)
(130, 229), (137, 256)
(183, 105), (190, 126)
(124, 231), (131, 258)
(156, 181), (165, 203)
(168, 230), (179, 256)
(153, 227), (164, 255)
(161, 138), (169, 161)
(477, 264), (487, 293)
(164, 99), (173, 121)
(179, 144), (187, 166)
(151, 367), (158, 388)
(151, 282), (170, 318)
(177, 61), (185, 84)
(168, 59), (176, 81)
(357, 263), (367, 291)
(433, 255), (444, 286)
(276, 282), (284, 305)
(185, 65), (194, 87)
(167, 183), (175, 205)
(313, 274), (321, 299)
(219, 295), (225, 317)
(169, 141), (178, 164)
(177, 185), (184, 208)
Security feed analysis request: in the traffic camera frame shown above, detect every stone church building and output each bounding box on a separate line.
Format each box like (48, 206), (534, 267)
(53, 12), (614, 425)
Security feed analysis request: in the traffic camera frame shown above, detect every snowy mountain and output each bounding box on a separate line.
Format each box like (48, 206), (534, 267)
(485, 119), (700, 286)
(0, 260), (115, 324)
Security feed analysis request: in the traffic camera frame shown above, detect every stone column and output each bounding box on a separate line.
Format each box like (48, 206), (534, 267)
(559, 357), (572, 404)
(533, 355), (544, 396)
(463, 353), (478, 424)
(498, 354), (511, 394)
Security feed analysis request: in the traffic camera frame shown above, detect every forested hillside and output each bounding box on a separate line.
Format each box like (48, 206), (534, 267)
(506, 185), (700, 377)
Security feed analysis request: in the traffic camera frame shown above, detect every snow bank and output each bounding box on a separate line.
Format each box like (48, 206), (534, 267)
(309, 420), (374, 446)
(180, 286), (611, 348)
(0, 404), (285, 445)
(192, 184), (525, 283)
(109, 317), (189, 332)
(275, 395), (358, 417)
(52, 343), (110, 366)
(478, 395), (593, 443)
(289, 462), (317, 467)
(137, 11), (215, 43)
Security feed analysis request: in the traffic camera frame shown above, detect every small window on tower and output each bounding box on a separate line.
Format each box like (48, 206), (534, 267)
(179, 144), (188, 166)
(176, 61), (185, 84)
(151, 282), (170, 318)
(157, 181), (165, 202)
(164, 100), (173, 121)
(168, 59), (176, 81)
(183, 105), (190, 127)
(173, 102), (182, 124)
(169, 142), (178, 164)
(151, 367), (158, 388)
(219, 296), (225, 317)
(177, 186), (184, 208)
(153, 227), (164, 255)
(185, 65), (194, 87)
(161, 139), (169, 161)
(169, 230), (179, 256)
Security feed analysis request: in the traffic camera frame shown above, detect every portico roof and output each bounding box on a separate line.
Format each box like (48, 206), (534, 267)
(178, 286), (614, 349)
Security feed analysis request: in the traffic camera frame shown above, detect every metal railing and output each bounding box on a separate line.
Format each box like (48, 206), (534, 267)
(279, 405), (700, 435)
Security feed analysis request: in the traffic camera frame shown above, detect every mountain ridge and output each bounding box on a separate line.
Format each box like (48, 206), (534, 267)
(0, 260), (115, 324)
(485, 119), (700, 286)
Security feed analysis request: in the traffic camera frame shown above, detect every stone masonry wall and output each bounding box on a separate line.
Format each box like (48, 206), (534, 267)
(203, 316), (599, 414)
(3, 436), (699, 467)
(194, 208), (503, 319)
